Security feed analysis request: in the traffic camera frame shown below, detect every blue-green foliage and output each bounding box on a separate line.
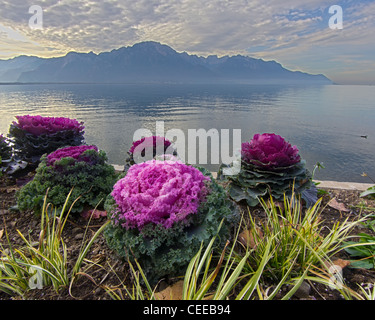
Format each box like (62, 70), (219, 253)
(218, 159), (317, 207)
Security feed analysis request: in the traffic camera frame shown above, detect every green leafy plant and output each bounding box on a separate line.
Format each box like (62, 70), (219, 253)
(311, 162), (329, 196)
(361, 186), (375, 200)
(0, 190), (109, 297)
(103, 220), (305, 301)
(181, 220), (297, 300)
(358, 283), (375, 300)
(238, 193), (368, 283)
(0, 230), (31, 296)
(16, 145), (118, 214)
(103, 200), (365, 300)
(343, 233), (375, 269)
(362, 216), (375, 233)
(104, 160), (239, 285)
(359, 172), (375, 199)
(103, 257), (156, 300)
(218, 133), (317, 207)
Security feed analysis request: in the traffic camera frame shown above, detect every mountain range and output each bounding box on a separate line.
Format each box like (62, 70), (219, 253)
(0, 41), (331, 84)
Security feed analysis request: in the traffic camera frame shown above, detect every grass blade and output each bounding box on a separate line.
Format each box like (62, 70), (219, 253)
(236, 239), (272, 300)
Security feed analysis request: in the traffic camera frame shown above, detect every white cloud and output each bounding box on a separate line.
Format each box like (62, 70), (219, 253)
(0, 0), (335, 54)
(0, 0), (374, 83)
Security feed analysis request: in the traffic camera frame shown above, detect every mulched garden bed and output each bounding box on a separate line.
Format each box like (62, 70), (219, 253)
(1, 172), (375, 301)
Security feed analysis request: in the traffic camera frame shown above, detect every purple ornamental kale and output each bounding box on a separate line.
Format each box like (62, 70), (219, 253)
(129, 136), (172, 154)
(241, 133), (301, 169)
(111, 160), (210, 230)
(47, 145), (98, 166)
(12, 115), (84, 136)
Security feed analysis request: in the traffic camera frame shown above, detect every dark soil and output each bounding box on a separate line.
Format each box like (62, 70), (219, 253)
(1, 172), (375, 301)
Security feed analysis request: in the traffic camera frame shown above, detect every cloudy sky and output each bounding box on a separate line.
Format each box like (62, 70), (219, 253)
(0, 0), (374, 84)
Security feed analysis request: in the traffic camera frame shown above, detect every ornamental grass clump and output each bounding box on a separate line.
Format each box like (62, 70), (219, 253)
(123, 136), (177, 171)
(218, 133), (317, 207)
(0, 191), (110, 297)
(233, 194), (366, 300)
(104, 159), (238, 284)
(16, 145), (118, 214)
(9, 115), (85, 164)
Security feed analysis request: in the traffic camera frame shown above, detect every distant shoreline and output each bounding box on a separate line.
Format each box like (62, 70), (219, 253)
(2, 82), (373, 86)
(0, 81), (337, 86)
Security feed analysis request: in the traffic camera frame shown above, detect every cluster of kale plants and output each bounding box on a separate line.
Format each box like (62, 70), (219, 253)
(9, 121), (321, 286)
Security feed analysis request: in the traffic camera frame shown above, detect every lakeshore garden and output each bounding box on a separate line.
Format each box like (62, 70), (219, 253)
(1, 115), (375, 300)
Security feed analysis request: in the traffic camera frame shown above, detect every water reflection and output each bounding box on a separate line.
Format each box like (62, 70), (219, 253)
(0, 83), (374, 182)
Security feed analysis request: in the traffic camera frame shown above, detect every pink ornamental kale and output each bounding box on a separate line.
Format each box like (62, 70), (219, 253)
(111, 160), (210, 230)
(241, 133), (301, 169)
(47, 145), (98, 166)
(129, 136), (172, 154)
(12, 115), (84, 136)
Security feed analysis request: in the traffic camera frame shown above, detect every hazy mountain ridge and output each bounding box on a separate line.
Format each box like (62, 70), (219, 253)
(0, 41), (331, 84)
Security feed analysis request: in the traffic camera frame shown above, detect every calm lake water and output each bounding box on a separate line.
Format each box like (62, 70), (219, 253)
(0, 83), (374, 183)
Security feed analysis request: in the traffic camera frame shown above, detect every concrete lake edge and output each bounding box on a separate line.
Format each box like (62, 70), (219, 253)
(111, 164), (373, 192)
